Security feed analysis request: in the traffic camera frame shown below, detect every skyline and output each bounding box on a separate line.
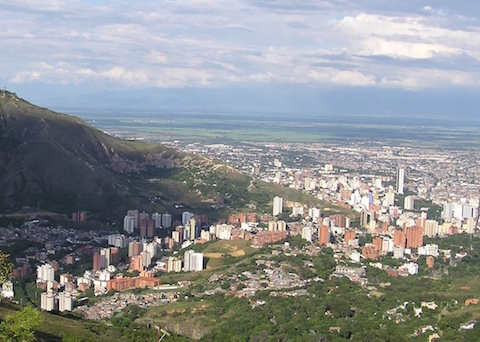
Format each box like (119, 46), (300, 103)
(2, 1), (480, 117)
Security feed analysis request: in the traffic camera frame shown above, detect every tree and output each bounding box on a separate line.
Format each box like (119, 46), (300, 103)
(0, 306), (42, 342)
(0, 251), (13, 285)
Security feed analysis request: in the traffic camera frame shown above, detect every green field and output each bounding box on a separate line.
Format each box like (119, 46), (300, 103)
(76, 111), (480, 149)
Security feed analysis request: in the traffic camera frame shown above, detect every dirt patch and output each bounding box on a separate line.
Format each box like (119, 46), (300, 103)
(231, 250), (245, 257)
(205, 250), (245, 258)
(204, 253), (223, 259)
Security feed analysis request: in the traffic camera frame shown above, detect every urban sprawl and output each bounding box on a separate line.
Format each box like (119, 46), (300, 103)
(1, 141), (479, 332)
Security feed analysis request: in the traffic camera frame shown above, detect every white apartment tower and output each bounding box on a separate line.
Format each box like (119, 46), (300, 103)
(396, 167), (405, 194)
(58, 292), (73, 312)
(40, 290), (55, 311)
(302, 226), (312, 242)
(123, 215), (135, 234)
(37, 264), (55, 283)
(273, 196), (283, 216)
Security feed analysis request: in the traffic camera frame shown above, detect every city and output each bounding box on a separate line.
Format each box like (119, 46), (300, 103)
(1, 136), (480, 340)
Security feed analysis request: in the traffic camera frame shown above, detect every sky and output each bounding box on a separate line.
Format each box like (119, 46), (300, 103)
(2, 0), (480, 118)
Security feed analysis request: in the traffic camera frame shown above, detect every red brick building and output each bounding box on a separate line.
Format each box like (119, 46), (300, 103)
(344, 230), (356, 245)
(318, 225), (330, 245)
(252, 231), (287, 247)
(405, 226), (423, 249)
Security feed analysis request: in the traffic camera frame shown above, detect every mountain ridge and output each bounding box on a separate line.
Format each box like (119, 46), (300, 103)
(0, 91), (322, 221)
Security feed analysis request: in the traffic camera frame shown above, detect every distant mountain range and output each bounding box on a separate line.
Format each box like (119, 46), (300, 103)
(0, 91), (319, 221)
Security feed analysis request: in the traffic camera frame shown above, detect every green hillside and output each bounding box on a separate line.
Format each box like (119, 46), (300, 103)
(0, 91), (344, 222)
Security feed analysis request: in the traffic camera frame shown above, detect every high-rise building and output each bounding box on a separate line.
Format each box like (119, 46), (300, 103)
(424, 220), (439, 237)
(344, 230), (355, 245)
(93, 249), (110, 271)
(140, 218), (155, 238)
(385, 191), (395, 206)
(319, 225), (330, 245)
(405, 226), (423, 249)
(123, 215), (135, 234)
(182, 211), (194, 226)
(37, 264), (55, 283)
(393, 230), (406, 247)
(140, 250), (152, 268)
(184, 250), (193, 271)
(466, 217), (476, 234)
(396, 167), (405, 194)
(268, 221), (277, 232)
(152, 213), (162, 229)
(404, 196), (414, 210)
(126, 210), (139, 229)
(183, 250), (204, 272)
(58, 292), (73, 312)
(40, 290), (55, 311)
(273, 196), (283, 216)
(442, 203), (453, 219)
(301, 226), (312, 242)
(277, 221), (286, 232)
(162, 214), (172, 228)
(128, 241), (143, 258)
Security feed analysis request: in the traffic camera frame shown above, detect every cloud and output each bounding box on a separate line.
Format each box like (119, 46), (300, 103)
(10, 71), (41, 83)
(1, 0), (480, 93)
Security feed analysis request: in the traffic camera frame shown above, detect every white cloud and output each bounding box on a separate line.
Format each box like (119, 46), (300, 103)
(2, 1), (480, 92)
(10, 71), (41, 83)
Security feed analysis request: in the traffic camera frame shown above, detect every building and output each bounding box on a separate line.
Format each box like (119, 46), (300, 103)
(130, 255), (144, 272)
(372, 237), (383, 251)
(318, 225), (330, 245)
(396, 167), (405, 194)
(268, 221), (277, 232)
(301, 226), (312, 242)
(128, 241), (143, 258)
(184, 250), (204, 272)
(277, 221), (286, 232)
(40, 290), (55, 311)
(273, 196), (283, 216)
(362, 245), (381, 260)
(1, 281), (14, 299)
(292, 206), (304, 217)
(108, 234), (128, 248)
(424, 220), (439, 237)
(72, 211), (87, 222)
(106, 272), (160, 291)
(123, 215), (135, 234)
(152, 213), (162, 228)
(93, 248), (111, 271)
(405, 226), (423, 249)
(126, 210), (139, 229)
(385, 191), (395, 206)
(58, 292), (73, 312)
(309, 208), (321, 221)
(166, 257), (182, 273)
(140, 250), (152, 269)
(140, 218), (155, 238)
(252, 230), (288, 247)
(426, 256), (435, 269)
(162, 214), (172, 228)
(37, 264), (55, 283)
(344, 230), (356, 245)
(404, 196), (415, 210)
(394, 230), (406, 247)
(182, 211), (194, 226)
(418, 244), (439, 257)
(139, 211), (149, 224)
